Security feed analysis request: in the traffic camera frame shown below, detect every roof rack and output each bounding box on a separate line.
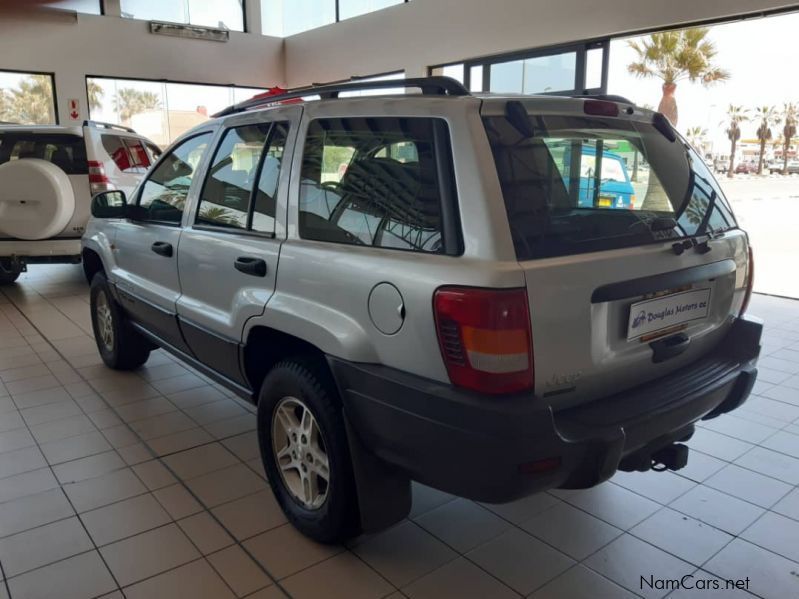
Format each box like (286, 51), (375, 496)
(214, 76), (470, 118)
(84, 120), (137, 133)
(573, 94), (636, 105)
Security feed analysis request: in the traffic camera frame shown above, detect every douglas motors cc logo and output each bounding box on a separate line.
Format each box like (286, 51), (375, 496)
(632, 310), (647, 329)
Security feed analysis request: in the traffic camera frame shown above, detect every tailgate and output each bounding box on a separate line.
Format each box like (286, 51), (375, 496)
(482, 99), (750, 406)
(522, 232), (748, 405)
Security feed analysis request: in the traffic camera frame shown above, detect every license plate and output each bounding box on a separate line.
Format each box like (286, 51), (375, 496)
(598, 197), (612, 207)
(627, 288), (711, 340)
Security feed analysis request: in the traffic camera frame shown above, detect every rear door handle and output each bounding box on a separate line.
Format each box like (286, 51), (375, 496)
(151, 241), (173, 257)
(234, 256), (267, 277)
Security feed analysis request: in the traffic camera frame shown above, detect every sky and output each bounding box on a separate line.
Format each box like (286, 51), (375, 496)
(608, 12), (799, 152)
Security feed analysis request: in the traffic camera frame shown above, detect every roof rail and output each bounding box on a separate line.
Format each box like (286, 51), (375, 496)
(574, 93), (636, 105)
(213, 76), (470, 118)
(84, 120), (137, 133)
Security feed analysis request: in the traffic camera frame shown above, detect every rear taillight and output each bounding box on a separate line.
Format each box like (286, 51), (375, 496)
(434, 287), (534, 394)
(88, 160), (115, 195)
(740, 245), (754, 316)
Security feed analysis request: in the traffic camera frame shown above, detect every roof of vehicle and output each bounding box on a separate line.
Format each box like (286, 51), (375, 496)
(0, 124), (84, 136)
(212, 76), (645, 122)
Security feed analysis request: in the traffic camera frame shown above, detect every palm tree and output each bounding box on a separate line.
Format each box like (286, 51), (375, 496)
(754, 106), (778, 175)
(87, 80), (104, 113)
(4, 75), (55, 124)
(724, 105), (749, 178)
(685, 126), (707, 152)
(780, 102), (797, 175)
(627, 28), (729, 126)
(112, 88), (162, 126)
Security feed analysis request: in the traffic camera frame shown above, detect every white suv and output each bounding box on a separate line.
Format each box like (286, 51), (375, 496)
(82, 78), (761, 543)
(0, 121), (159, 284)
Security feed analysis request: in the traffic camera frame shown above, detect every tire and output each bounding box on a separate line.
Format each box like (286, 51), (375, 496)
(257, 358), (360, 543)
(90, 273), (151, 370)
(0, 261), (21, 285)
(0, 159), (75, 240)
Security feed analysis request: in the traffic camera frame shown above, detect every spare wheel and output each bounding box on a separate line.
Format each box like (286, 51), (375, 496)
(0, 158), (76, 240)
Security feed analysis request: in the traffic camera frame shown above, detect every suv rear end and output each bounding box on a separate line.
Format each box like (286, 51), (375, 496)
(0, 122), (158, 282)
(337, 94), (760, 503)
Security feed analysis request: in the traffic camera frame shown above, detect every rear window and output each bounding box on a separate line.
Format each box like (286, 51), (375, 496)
(0, 133), (88, 174)
(483, 114), (737, 260)
(101, 134), (152, 173)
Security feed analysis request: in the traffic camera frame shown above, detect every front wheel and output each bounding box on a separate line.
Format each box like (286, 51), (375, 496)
(257, 358), (360, 543)
(90, 273), (151, 370)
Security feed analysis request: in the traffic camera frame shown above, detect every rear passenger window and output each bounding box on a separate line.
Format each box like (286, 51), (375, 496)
(196, 121), (290, 234)
(298, 117), (450, 253)
(252, 122), (289, 234)
(197, 124), (270, 230)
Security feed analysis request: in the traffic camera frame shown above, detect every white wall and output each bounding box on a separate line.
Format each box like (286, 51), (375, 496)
(284, 0), (799, 86)
(2, 0), (797, 124)
(0, 5), (285, 124)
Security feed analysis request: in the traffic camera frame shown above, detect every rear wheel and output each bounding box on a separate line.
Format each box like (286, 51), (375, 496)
(257, 358), (360, 543)
(0, 260), (21, 285)
(90, 273), (151, 370)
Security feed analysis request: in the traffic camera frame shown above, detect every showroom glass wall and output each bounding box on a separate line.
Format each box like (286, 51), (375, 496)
(262, 0), (409, 37)
(0, 70), (57, 125)
(49, 0), (101, 13)
(86, 77), (267, 145)
(430, 40), (608, 96)
(120, 0), (245, 31)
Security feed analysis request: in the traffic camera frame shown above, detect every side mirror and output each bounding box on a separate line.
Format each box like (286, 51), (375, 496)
(91, 190), (127, 218)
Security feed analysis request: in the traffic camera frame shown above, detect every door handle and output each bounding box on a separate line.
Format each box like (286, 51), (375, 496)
(151, 241), (173, 257)
(234, 256), (267, 277)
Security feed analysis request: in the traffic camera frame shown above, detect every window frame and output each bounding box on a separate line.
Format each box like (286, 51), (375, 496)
(192, 120), (290, 239)
(263, 0), (411, 37)
(296, 115), (462, 256)
(0, 68), (59, 125)
(429, 39), (609, 97)
(119, 0), (246, 32)
(133, 130), (213, 227)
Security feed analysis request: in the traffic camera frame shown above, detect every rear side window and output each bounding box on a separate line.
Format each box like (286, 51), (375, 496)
(196, 121), (289, 235)
(483, 114), (737, 260)
(101, 135), (151, 173)
(0, 133), (88, 174)
(298, 117), (452, 254)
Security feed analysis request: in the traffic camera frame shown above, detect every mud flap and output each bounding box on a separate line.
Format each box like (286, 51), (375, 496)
(343, 412), (411, 533)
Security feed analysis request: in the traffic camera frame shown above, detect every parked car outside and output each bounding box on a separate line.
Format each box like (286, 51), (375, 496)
(734, 161), (756, 174)
(0, 121), (160, 284)
(82, 78), (761, 543)
(555, 143), (637, 209)
(769, 160), (799, 174)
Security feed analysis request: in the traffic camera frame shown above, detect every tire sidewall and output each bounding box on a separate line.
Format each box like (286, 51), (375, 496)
(257, 361), (357, 543)
(90, 273), (123, 368)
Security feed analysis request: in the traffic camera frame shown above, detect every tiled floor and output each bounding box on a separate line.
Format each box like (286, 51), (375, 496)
(1, 265), (798, 599)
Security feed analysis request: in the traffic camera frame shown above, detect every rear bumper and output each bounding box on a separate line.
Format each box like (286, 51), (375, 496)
(330, 315), (762, 503)
(0, 239), (82, 263)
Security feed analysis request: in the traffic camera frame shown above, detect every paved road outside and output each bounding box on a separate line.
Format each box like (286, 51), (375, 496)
(720, 176), (799, 299)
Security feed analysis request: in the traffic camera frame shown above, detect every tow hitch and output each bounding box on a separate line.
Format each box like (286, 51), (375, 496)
(650, 443), (689, 472)
(618, 429), (692, 473)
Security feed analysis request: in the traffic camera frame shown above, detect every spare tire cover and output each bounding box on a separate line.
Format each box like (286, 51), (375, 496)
(0, 158), (76, 240)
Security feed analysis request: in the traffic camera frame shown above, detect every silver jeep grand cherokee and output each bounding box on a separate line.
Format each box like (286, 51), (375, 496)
(82, 77), (762, 543)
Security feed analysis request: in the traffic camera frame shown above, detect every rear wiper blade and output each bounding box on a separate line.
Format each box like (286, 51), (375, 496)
(650, 217), (677, 231)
